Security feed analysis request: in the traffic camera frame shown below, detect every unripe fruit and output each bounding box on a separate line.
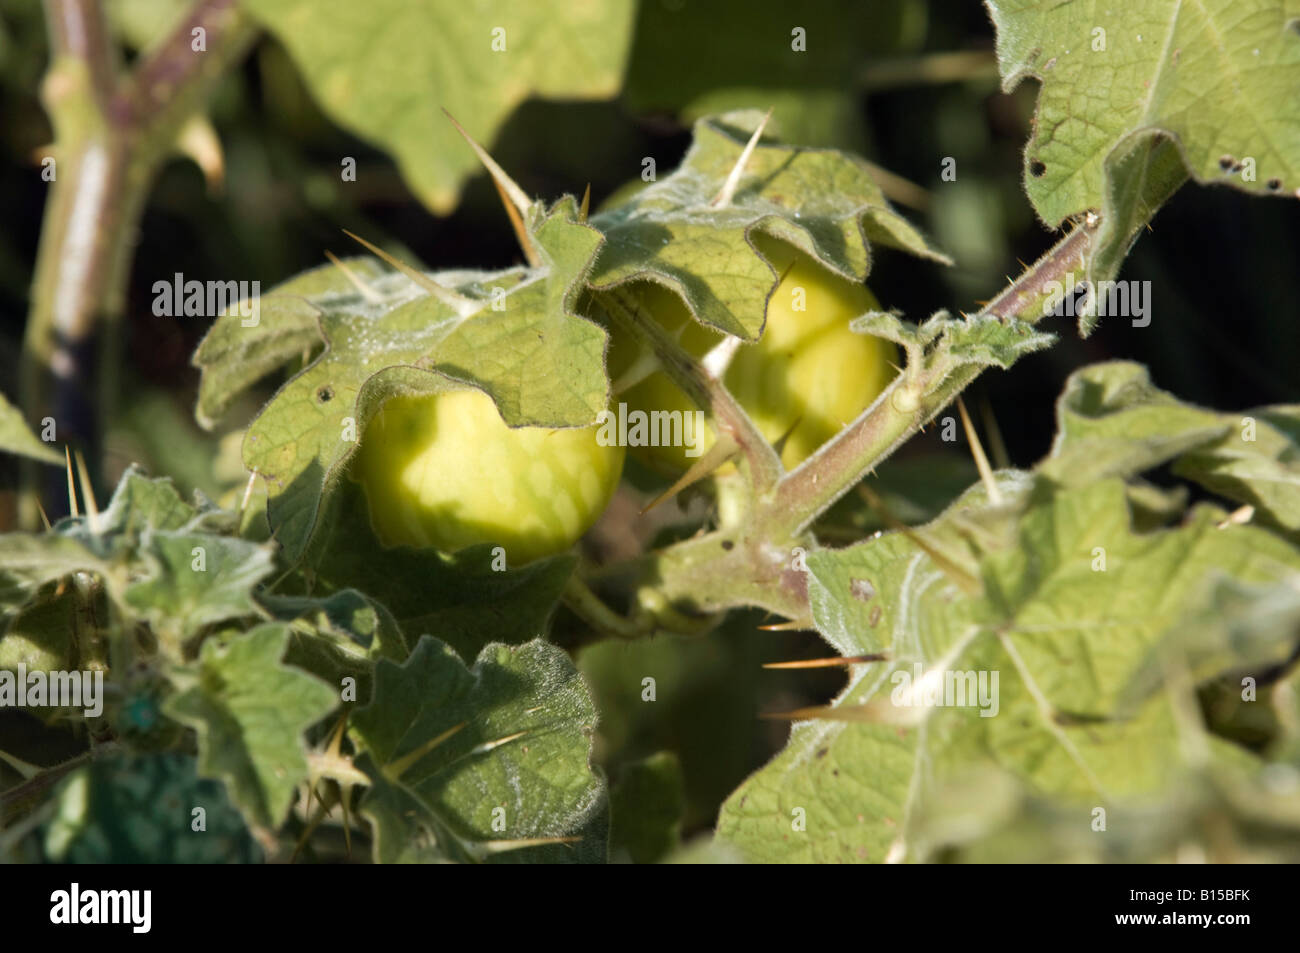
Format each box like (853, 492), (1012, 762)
(353, 388), (625, 565)
(608, 236), (896, 470)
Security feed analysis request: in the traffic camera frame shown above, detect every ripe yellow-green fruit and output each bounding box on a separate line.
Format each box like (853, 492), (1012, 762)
(607, 235), (896, 470)
(353, 388), (625, 565)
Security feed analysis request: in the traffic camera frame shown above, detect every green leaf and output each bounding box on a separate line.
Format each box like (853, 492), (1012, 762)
(193, 256), (384, 429)
(988, 0), (1300, 284)
(0, 535), (106, 610)
(0, 391), (60, 465)
(1085, 134), (1190, 305)
(41, 751), (261, 863)
(1123, 576), (1300, 709)
(353, 636), (605, 863)
(124, 532), (275, 646)
(306, 478), (575, 661)
(717, 477), (1300, 862)
(906, 763), (1300, 862)
(260, 587), (408, 706)
(219, 198), (606, 561)
(1042, 362), (1300, 531)
(163, 623), (338, 831)
(1175, 406), (1300, 534)
(95, 465), (209, 535)
(609, 751), (685, 864)
(241, 0), (636, 213)
(589, 112), (949, 341)
(0, 585), (77, 676)
(853, 309), (1056, 374)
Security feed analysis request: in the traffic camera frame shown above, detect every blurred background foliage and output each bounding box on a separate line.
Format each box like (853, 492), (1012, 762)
(1, 0), (1297, 853)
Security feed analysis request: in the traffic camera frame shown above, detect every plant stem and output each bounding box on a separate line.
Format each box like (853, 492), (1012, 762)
(596, 288), (784, 496)
(642, 222), (1096, 620)
(1, 742), (122, 827)
(768, 222), (1095, 538)
(20, 0), (256, 528)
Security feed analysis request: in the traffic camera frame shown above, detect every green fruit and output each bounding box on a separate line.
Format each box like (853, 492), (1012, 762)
(353, 388), (625, 565)
(607, 236), (896, 471)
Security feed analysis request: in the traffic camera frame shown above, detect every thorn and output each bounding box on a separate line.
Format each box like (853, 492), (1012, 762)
(385, 722), (466, 779)
(341, 230), (478, 316)
(857, 482), (982, 595)
(1216, 504), (1255, 529)
(579, 183), (591, 223)
(757, 619), (812, 632)
(73, 450), (100, 532)
(239, 468), (258, 516)
(859, 159), (932, 210)
(770, 414), (802, 459)
(35, 499), (52, 531)
(711, 107), (773, 208)
(324, 250), (384, 303)
(763, 654), (887, 669)
(442, 109), (533, 216)
(0, 747), (41, 779)
(322, 713), (355, 860)
(469, 730), (528, 755)
(699, 333), (742, 378)
(977, 395), (1011, 471)
(759, 704), (883, 723)
(490, 174), (540, 267)
(64, 447), (78, 518)
(957, 396), (1002, 505)
(175, 114), (225, 195)
(473, 835), (583, 857)
(641, 433), (739, 515)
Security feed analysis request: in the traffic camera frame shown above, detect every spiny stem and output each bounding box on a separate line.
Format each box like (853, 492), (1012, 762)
(2, 742), (122, 826)
(641, 223), (1096, 621)
(20, 0), (256, 529)
(596, 288), (783, 497)
(767, 222), (1094, 538)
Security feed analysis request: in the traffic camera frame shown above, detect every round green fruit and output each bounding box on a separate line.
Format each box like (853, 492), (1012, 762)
(608, 235), (896, 471)
(353, 388), (625, 565)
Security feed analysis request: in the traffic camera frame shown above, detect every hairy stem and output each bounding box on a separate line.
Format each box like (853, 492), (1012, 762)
(767, 222), (1095, 539)
(2, 742), (122, 827)
(20, 0), (256, 527)
(595, 288), (784, 496)
(643, 222), (1096, 620)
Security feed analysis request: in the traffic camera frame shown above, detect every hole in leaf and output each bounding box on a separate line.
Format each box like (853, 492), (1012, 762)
(1268, 178), (1282, 191)
(721, 539), (734, 551)
(1029, 159), (1047, 177)
(316, 386), (334, 403)
(1218, 155), (1235, 171)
